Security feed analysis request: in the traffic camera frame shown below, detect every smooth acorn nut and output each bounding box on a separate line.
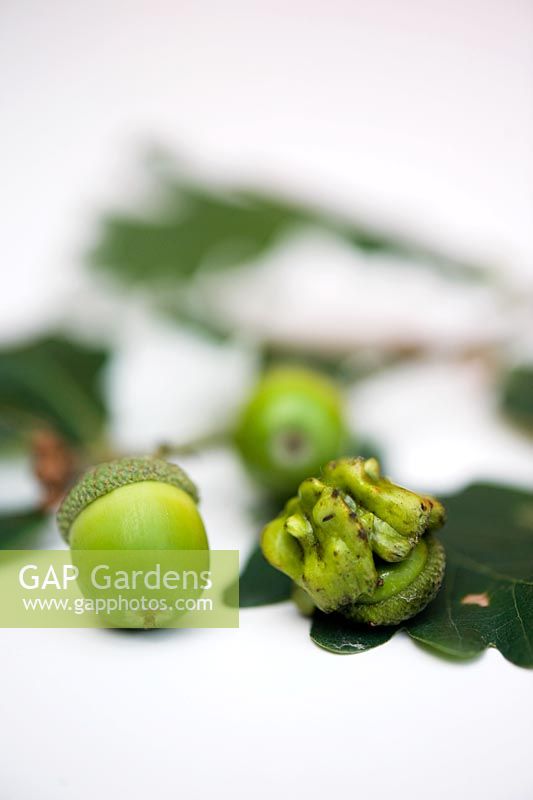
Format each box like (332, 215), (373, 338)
(58, 456), (208, 550)
(234, 366), (347, 496)
(261, 456), (446, 626)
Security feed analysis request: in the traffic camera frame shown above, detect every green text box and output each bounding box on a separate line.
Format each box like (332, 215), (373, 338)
(0, 550), (239, 628)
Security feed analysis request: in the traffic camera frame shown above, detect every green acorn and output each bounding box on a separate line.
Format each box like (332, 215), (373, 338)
(58, 457), (208, 550)
(234, 366), (348, 496)
(57, 457), (209, 629)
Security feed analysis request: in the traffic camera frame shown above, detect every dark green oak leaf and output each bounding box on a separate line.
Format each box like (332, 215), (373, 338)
(405, 483), (533, 667)
(236, 546), (292, 607)
(310, 611), (396, 654)
(501, 365), (533, 431)
(0, 334), (109, 449)
(0, 507), (49, 549)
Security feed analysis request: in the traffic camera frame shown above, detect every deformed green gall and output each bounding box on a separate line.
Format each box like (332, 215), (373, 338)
(261, 457), (446, 625)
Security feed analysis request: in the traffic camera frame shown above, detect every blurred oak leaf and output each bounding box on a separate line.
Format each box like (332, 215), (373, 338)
(0, 334), (110, 451)
(501, 365), (533, 432)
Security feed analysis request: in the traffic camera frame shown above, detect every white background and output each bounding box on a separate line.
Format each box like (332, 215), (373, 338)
(1, 2), (533, 799)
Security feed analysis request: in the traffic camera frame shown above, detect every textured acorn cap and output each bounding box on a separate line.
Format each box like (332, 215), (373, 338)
(57, 457), (199, 543)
